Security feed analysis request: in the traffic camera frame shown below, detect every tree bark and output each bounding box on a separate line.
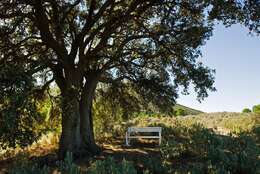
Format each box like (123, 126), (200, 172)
(79, 74), (101, 154)
(57, 72), (101, 159)
(59, 88), (81, 159)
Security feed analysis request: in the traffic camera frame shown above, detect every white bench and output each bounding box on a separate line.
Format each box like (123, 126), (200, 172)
(125, 127), (162, 146)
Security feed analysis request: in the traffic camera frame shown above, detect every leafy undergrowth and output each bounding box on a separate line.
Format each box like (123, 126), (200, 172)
(1, 112), (260, 174)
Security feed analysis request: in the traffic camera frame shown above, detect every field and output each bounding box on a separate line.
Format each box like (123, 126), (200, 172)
(0, 112), (260, 174)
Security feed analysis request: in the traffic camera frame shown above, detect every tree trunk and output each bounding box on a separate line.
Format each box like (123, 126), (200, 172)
(79, 75), (101, 154)
(59, 88), (81, 159)
(58, 73), (101, 159)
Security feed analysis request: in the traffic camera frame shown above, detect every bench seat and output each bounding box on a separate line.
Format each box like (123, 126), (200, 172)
(125, 127), (162, 146)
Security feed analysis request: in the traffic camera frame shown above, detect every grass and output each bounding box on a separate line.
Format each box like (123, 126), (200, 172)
(179, 112), (260, 133)
(0, 132), (59, 161)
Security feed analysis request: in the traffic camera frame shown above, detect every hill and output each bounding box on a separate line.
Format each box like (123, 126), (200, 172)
(173, 104), (203, 115)
(179, 112), (260, 133)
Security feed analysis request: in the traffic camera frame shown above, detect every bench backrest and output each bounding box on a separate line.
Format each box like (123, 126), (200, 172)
(128, 127), (161, 132)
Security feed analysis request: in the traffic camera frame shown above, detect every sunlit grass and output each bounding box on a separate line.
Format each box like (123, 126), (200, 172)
(0, 132), (59, 161)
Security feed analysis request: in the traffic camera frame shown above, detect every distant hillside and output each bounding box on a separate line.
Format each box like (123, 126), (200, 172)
(173, 104), (203, 115)
(178, 112), (260, 133)
(127, 111), (260, 137)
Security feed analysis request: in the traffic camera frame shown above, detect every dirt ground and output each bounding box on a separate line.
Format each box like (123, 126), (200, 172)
(0, 138), (162, 174)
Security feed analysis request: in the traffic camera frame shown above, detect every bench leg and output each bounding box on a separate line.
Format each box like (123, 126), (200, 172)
(159, 132), (162, 145)
(126, 132), (130, 146)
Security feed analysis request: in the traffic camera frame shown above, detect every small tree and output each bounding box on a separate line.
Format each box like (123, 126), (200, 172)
(252, 105), (260, 114)
(242, 108), (251, 113)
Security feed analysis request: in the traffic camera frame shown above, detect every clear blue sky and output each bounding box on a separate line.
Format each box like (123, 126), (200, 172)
(177, 24), (260, 113)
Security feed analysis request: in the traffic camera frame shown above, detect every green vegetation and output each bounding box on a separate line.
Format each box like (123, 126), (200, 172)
(9, 153), (79, 174)
(9, 154), (138, 174)
(253, 104), (260, 114)
(88, 157), (137, 174)
(10, 161), (50, 174)
(1, 0), (258, 157)
(160, 126), (260, 173)
(242, 108), (251, 113)
(4, 112), (260, 174)
(121, 113), (260, 173)
(1, 0), (260, 173)
(241, 104), (260, 114)
(175, 108), (185, 116)
(174, 104), (203, 115)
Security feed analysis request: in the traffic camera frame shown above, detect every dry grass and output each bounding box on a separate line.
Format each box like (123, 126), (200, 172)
(123, 112), (260, 135)
(0, 132), (59, 162)
(180, 112), (260, 133)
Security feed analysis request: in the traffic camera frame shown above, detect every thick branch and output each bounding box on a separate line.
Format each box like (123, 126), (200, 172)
(33, 2), (68, 60)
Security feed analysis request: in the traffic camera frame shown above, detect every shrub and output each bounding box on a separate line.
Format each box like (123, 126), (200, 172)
(57, 152), (81, 174)
(87, 157), (137, 174)
(142, 158), (168, 174)
(252, 104), (260, 114)
(9, 152), (82, 174)
(160, 124), (260, 174)
(9, 156), (50, 174)
(242, 108), (251, 113)
(176, 108), (185, 116)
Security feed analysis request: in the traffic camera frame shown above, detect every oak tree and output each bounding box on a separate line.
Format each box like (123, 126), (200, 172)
(0, 0), (259, 158)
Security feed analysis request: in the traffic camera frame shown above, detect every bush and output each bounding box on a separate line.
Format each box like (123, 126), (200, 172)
(87, 157), (137, 174)
(9, 155), (50, 174)
(160, 124), (260, 174)
(57, 152), (81, 174)
(252, 104), (260, 114)
(142, 158), (168, 174)
(10, 164), (50, 174)
(176, 108), (185, 116)
(242, 108), (251, 113)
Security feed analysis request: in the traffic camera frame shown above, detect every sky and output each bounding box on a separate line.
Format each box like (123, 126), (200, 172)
(177, 24), (260, 113)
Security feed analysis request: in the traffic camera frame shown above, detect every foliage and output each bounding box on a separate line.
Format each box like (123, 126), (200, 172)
(36, 88), (62, 133)
(174, 104), (203, 115)
(102, 112), (260, 142)
(10, 163), (50, 174)
(0, 63), (42, 149)
(93, 93), (124, 140)
(0, 50), (61, 148)
(141, 158), (168, 174)
(123, 113), (260, 174)
(57, 152), (81, 174)
(8, 152), (139, 174)
(87, 157), (137, 174)
(0, 132), (59, 162)
(9, 153), (50, 174)
(5, 112), (260, 174)
(253, 104), (260, 114)
(160, 124), (260, 174)
(176, 108), (185, 116)
(176, 112), (259, 134)
(9, 152), (82, 174)
(0, 66), (61, 148)
(242, 108), (251, 113)
(252, 126), (260, 144)
(3, 0), (257, 153)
